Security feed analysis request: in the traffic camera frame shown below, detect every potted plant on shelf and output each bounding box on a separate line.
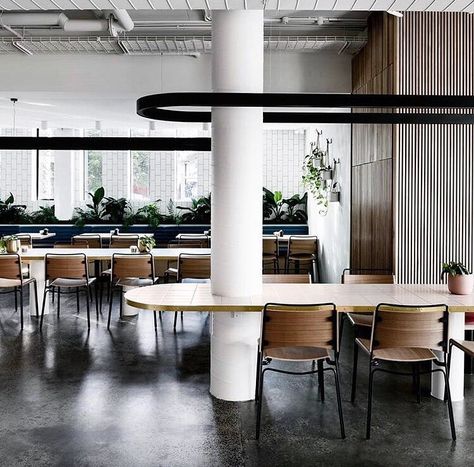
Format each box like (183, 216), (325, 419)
(441, 261), (473, 295)
(138, 236), (156, 253)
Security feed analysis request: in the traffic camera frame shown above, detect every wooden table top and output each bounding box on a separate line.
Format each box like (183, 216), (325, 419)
(125, 283), (474, 312)
(19, 247), (211, 261)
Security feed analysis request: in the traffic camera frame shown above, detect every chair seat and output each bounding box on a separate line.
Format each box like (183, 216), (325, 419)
(50, 277), (96, 288)
(452, 339), (474, 357)
(288, 253), (316, 261)
(372, 347), (437, 362)
(347, 312), (373, 327)
(0, 277), (36, 288)
(264, 346), (329, 362)
(116, 278), (154, 287)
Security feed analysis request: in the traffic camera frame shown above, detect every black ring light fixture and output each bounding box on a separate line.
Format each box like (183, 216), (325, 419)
(137, 92), (474, 125)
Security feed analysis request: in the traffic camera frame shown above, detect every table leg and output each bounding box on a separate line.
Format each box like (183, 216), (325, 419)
(30, 260), (48, 316)
(431, 312), (465, 401)
(210, 312), (261, 401)
(121, 285), (140, 317)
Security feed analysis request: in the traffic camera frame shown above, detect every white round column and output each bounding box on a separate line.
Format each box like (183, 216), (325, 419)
(210, 10), (264, 401)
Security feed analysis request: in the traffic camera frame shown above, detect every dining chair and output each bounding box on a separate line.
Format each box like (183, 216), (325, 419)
(255, 302), (344, 440)
(107, 253), (158, 330)
(262, 235), (279, 274)
(0, 254), (39, 329)
(359, 303), (455, 440)
(449, 338), (474, 382)
(40, 253), (98, 330)
(54, 242), (87, 248)
(341, 269), (395, 402)
(110, 235), (139, 248)
(177, 234), (210, 248)
(164, 241), (207, 283)
(173, 253), (211, 331)
(73, 234), (102, 248)
(17, 234), (33, 248)
(262, 273), (311, 283)
(285, 236), (319, 282)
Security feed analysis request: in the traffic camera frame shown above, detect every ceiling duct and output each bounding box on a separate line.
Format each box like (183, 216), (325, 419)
(0, 10), (134, 37)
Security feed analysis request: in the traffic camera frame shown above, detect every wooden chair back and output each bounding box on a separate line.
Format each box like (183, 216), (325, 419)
(178, 254), (211, 281)
(168, 242), (206, 249)
(54, 242), (87, 249)
(176, 234), (209, 248)
(17, 234), (32, 247)
(263, 235), (278, 256)
(261, 303), (338, 352)
(371, 304), (448, 353)
(263, 274), (311, 283)
(45, 253), (88, 281)
(287, 236), (318, 256)
(73, 235), (102, 248)
(110, 235), (139, 248)
(341, 269), (395, 284)
(0, 254), (22, 280)
(112, 253), (154, 280)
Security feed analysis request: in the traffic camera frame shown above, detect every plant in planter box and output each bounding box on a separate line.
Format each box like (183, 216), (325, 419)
(73, 187), (106, 226)
(138, 235), (156, 253)
(263, 188), (286, 223)
(284, 193), (308, 223)
(134, 200), (163, 229)
(30, 205), (58, 224)
(103, 196), (132, 225)
(162, 199), (182, 224)
(0, 193), (30, 224)
(441, 261), (473, 295)
(177, 195), (211, 224)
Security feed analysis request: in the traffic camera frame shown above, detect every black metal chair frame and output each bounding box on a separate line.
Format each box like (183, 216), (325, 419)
(262, 235), (280, 274)
(40, 253), (99, 330)
(255, 302), (345, 441)
(106, 252), (158, 331)
(363, 303), (455, 441)
(284, 236), (320, 282)
(0, 254), (39, 329)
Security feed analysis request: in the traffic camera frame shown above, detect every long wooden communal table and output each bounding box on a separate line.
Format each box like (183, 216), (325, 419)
(20, 248), (211, 317)
(125, 282), (472, 402)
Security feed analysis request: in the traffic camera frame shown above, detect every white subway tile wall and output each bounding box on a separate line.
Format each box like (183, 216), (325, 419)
(0, 129), (306, 210)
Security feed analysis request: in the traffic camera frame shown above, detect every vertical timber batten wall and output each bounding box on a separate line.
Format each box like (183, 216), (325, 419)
(351, 13), (396, 273)
(396, 12), (474, 283)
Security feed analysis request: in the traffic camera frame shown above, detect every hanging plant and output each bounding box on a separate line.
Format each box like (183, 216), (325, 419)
(302, 130), (330, 215)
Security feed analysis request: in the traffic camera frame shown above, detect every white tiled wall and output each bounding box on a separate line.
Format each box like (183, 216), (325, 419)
(0, 129), (306, 210)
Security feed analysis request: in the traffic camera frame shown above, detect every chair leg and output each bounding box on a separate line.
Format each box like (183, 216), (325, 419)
(317, 360), (325, 402)
(334, 361), (346, 439)
(107, 288), (114, 330)
(255, 351), (262, 402)
(351, 341), (359, 403)
(159, 310), (163, 320)
(366, 365), (375, 440)
(256, 368), (267, 440)
(40, 289), (48, 331)
(33, 281), (39, 318)
(14, 287), (18, 312)
(19, 286), (24, 330)
(85, 287), (91, 329)
(416, 363), (421, 403)
(52, 286), (55, 304)
(95, 282), (99, 319)
(173, 312), (178, 331)
(153, 311), (157, 332)
(76, 288), (80, 314)
(57, 287), (61, 318)
(119, 289), (123, 319)
(442, 369), (456, 441)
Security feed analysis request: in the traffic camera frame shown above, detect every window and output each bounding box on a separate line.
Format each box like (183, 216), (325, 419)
(131, 151), (150, 200)
(37, 149), (54, 200)
(86, 150), (103, 194)
(176, 152), (198, 201)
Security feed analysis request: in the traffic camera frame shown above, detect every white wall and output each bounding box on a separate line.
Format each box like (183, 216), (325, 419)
(307, 124), (352, 284)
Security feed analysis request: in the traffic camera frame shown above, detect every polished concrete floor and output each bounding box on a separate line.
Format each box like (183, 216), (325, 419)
(0, 289), (473, 467)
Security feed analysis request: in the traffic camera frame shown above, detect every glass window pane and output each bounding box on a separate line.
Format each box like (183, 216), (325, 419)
(176, 152), (198, 201)
(131, 151), (150, 200)
(38, 149), (54, 200)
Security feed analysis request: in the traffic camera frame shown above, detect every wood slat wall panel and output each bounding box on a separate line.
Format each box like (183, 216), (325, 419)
(396, 12), (474, 284)
(351, 12), (395, 273)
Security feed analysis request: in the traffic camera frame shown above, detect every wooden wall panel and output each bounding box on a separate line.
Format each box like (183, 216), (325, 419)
(396, 12), (474, 283)
(351, 13), (395, 272)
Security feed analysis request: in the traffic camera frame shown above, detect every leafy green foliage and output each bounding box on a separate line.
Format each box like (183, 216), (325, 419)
(302, 151), (329, 215)
(103, 197), (130, 224)
(30, 205), (58, 224)
(177, 195), (211, 224)
(0, 193), (30, 224)
(262, 188), (308, 224)
(138, 235), (156, 252)
(441, 261), (472, 279)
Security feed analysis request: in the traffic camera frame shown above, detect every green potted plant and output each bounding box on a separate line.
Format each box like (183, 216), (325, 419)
(138, 236), (156, 253)
(441, 262), (473, 295)
(0, 237), (6, 253)
(3, 235), (20, 254)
